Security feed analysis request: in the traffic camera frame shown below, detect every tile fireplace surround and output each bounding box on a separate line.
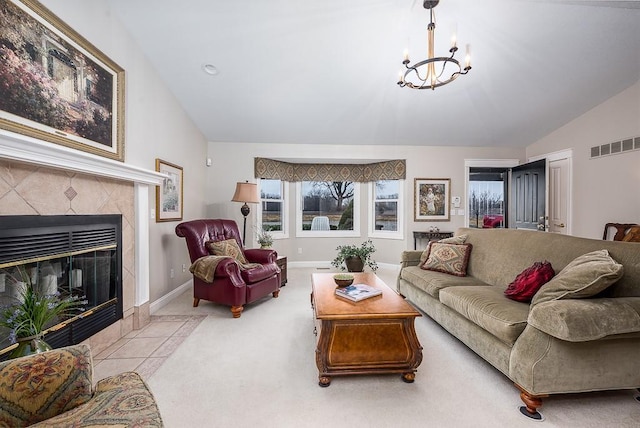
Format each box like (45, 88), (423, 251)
(0, 131), (166, 356)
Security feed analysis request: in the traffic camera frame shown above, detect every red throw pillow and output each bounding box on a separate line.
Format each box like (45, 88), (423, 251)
(505, 261), (555, 303)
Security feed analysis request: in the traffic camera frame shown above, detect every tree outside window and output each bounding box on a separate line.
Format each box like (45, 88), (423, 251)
(301, 181), (355, 231)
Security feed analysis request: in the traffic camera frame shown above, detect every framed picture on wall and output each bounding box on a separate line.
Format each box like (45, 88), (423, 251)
(0, 0), (125, 161)
(414, 178), (450, 221)
(156, 159), (183, 222)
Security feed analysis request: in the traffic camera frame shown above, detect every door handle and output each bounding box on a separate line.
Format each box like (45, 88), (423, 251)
(554, 223), (565, 228)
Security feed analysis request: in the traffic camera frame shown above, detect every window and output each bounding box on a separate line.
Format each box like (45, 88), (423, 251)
(369, 180), (403, 239)
(296, 181), (360, 237)
(468, 167), (508, 229)
(258, 179), (287, 238)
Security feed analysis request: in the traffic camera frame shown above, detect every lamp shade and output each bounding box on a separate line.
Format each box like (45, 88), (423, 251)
(231, 182), (260, 204)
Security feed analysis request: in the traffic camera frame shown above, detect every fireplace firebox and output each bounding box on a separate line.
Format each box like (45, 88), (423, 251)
(0, 215), (122, 358)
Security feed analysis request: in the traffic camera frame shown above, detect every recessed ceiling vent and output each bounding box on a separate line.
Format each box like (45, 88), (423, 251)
(590, 136), (639, 159)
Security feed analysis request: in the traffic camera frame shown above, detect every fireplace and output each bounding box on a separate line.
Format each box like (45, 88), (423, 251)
(0, 215), (122, 358)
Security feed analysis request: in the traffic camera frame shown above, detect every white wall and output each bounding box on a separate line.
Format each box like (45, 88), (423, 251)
(526, 81), (640, 239)
(40, 0), (209, 301)
(207, 142), (524, 265)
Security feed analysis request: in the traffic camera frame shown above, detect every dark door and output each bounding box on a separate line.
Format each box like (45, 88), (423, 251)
(510, 159), (546, 231)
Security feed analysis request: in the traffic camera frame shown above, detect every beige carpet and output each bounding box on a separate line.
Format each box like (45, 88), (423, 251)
(150, 267), (640, 427)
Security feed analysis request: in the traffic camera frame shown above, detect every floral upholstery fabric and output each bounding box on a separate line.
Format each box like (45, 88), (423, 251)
(31, 372), (163, 427)
(0, 344), (93, 427)
(0, 345), (163, 427)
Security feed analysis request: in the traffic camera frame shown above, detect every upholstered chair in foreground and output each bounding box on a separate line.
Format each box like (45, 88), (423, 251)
(0, 344), (163, 427)
(175, 219), (281, 318)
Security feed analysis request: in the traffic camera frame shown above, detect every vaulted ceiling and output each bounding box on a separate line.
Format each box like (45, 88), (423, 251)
(110, 0), (640, 147)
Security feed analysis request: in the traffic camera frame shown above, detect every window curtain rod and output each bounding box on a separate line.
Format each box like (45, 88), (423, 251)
(254, 158), (406, 182)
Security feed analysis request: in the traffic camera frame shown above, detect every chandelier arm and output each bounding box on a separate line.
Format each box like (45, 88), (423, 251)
(398, 0), (470, 90)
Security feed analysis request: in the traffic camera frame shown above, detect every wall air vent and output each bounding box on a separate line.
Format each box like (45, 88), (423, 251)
(590, 135), (640, 159)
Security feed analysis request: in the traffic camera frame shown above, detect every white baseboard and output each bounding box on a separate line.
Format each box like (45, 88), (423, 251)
(150, 279), (192, 314)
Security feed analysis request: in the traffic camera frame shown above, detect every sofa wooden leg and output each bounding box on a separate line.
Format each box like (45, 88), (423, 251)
(273, 290), (280, 298)
(231, 305), (243, 318)
(515, 384), (546, 420)
(193, 298), (200, 307)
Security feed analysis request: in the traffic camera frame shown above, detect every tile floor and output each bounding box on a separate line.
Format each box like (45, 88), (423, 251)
(92, 314), (206, 383)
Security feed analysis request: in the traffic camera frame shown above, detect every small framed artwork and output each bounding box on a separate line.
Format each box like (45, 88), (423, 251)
(155, 159), (183, 222)
(0, 0), (125, 161)
(414, 178), (450, 221)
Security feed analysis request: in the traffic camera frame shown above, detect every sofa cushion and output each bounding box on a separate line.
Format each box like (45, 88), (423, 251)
(531, 250), (624, 306)
(421, 243), (473, 277)
(439, 286), (530, 345)
(504, 261), (555, 303)
(31, 372), (163, 427)
(0, 345), (93, 427)
(419, 234), (468, 264)
(528, 298), (640, 342)
(400, 266), (488, 299)
(206, 239), (249, 265)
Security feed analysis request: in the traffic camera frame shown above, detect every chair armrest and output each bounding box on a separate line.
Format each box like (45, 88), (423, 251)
(400, 250), (423, 268)
(244, 248), (277, 264)
(528, 297), (640, 342)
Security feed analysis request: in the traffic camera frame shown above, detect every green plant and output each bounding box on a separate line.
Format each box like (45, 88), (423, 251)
(331, 239), (378, 272)
(0, 267), (86, 343)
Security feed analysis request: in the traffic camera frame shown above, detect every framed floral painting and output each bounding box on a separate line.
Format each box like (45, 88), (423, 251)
(0, 0), (125, 161)
(155, 159), (183, 222)
(414, 178), (450, 221)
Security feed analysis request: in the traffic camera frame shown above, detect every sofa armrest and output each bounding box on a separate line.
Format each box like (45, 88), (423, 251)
(244, 248), (277, 264)
(528, 297), (640, 342)
(400, 250), (423, 268)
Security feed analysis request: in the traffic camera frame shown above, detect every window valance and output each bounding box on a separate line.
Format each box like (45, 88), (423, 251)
(254, 158), (406, 182)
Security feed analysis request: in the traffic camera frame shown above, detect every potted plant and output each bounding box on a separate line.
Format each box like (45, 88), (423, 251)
(256, 227), (274, 249)
(331, 239), (378, 272)
(0, 266), (87, 359)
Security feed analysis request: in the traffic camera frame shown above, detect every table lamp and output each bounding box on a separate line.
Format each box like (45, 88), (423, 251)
(231, 181), (260, 244)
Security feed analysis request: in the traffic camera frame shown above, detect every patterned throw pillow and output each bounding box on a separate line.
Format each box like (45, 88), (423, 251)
(504, 261), (555, 303)
(420, 242), (473, 277)
(206, 239), (248, 265)
(419, 234), (468, 265)
(531, 250), (623, 306)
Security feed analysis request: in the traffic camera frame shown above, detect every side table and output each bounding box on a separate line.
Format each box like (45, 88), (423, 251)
(413, 231), (454, 250)
(276, 256), (287, 287)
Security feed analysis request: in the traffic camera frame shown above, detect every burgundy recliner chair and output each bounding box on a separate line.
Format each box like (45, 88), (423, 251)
(175, 219), (280, 318)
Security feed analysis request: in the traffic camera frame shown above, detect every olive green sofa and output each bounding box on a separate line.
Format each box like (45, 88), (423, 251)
(398, 227), (640, 419)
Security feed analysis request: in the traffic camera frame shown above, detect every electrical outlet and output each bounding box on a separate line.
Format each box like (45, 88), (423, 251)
(298, 247), (303, 254)
(182, 264), (186, 272)
(170, 268), (175, 278)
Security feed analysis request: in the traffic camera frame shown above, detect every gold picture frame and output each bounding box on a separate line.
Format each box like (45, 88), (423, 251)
(155, 159), (183, 222)
(0, 0), (125, 161)
(414, 178), (450, 221)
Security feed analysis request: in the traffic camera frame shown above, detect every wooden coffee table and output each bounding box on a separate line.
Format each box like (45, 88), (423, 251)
(311, 272), (423, 387)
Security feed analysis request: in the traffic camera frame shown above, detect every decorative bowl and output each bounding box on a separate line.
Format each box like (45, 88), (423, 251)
(333, 274), (354, 288)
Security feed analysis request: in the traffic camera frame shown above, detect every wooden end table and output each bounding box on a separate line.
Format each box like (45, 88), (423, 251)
(311, 273), (423, 387)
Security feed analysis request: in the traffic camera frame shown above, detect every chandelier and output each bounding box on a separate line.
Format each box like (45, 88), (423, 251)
(397, 0), (471, 90)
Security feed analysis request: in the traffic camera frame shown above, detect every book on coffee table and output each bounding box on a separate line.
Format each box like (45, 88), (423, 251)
(335, 283), (382, 302)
